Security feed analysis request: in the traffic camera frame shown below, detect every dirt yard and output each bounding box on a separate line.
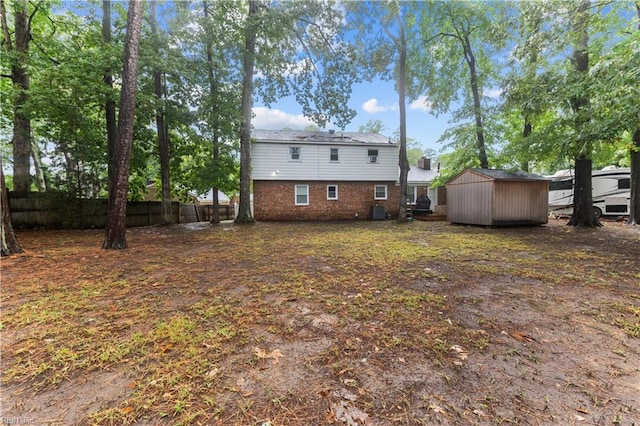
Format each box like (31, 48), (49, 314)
(1, 219), (639, 425)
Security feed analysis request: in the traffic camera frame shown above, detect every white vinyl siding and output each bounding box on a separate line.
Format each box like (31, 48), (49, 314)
(295, 185), (309, 205)
(252, 142), (398, 181)
(374, 185), (387, 200)
(327, 185), (338, 200)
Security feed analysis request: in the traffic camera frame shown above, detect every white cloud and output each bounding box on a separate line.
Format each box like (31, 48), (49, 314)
(484, 88), (502, 99)
(252, 107), (315, 130)
(362, 98), (397, 114)
(409, 96), (432, 112)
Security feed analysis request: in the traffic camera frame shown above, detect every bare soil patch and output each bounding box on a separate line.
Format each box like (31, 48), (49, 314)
(1, 219), (639, 425)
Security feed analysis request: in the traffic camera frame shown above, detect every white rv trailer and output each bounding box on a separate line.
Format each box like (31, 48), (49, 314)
(548, 166), (631, 217)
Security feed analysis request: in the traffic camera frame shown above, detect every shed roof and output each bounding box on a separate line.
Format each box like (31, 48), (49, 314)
(252, 129), (395, 145)
(453, 168), (549, 182)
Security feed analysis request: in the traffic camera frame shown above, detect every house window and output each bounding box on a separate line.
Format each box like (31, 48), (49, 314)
(295, 185), (309, 205)
(368, 149), (378, 163)
(374, 185), (387, 200)
(407, 186), (418, 204)
(330, 148), (339, 162)
(327, 185), (338, 200)
(289, 147), (301, 161)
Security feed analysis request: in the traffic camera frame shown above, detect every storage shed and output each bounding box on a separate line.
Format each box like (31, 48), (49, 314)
(446, 169), (549, 226)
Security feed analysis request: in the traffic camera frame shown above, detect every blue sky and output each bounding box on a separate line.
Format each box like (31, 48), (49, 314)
(252, 77), (453, 156)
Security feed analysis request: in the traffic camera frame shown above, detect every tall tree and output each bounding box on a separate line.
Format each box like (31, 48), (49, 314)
(626, 2), (639, 225)
(103, 0), (144, 249)
(347, 2), (418, 222)
(235, 0), (259, 224)
(567, 0), (599, 227)
(1, 161), (22, 256)
(150, 0), (173, 225)
(417, 1), (507, 171)
(103, 0), (117, 199)
(1, 0), (34, 192)
(586, 1), (639, 224)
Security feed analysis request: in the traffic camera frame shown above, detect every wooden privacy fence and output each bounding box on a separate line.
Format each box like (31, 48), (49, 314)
(8, 192), (234, 229)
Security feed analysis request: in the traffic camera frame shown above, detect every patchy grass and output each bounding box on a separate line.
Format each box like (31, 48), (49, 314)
(1, 220), (639, 425)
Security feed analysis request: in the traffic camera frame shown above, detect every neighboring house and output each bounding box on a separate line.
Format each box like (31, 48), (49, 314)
(407, 157), (439, 208)
(196, 189), (231, 206)
(251, 129), (400, 220)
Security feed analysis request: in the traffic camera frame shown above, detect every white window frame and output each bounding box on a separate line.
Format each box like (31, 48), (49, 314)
(330, 147), (339, 162)
(289, 146), (301, 161)
(374, 185), (387, 200)
(327, 184), (338, 200)
(295, 184), (309, 206)
(368, 149), (378, 163)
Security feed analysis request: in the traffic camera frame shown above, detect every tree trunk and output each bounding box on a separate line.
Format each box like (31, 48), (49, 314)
(396, 14), (410, 223)
(31, 141), (47, 191)
(235, 0), (258, 224)
(11, 0), (31, 193)
(567, 0), (599, 227)
(567, 158), (599, 226)
(103, 0), (144, 249)
(103, 0), (118, 200)
(520, 117), (532, 172)
(204, 1), (220, 224)
(1, 165), (22, 256)
(628, 128), (640, 225)
(626, 3), (639, 225)
(211, 133), (220, 224)
(464, 35), (489, 170)
(151, 0), (173, 225)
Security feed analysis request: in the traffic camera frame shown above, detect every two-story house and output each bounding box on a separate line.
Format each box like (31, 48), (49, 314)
(251, 129), (400, 220)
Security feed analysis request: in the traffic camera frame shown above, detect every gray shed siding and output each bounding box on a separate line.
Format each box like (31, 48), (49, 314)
(447, 169), (549, 226)
(447, 176), (494, 225)
(492, 181), (548, 224)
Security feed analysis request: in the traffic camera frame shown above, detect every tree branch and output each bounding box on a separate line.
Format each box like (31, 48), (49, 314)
(293, 28), (321, 80)
(297, 17), (336, 56)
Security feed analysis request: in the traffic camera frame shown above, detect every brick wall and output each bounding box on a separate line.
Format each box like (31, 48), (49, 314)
(253, 180), (401, 221)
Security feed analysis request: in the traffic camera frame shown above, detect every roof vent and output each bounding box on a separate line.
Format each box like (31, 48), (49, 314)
(328, 129), (335, 134)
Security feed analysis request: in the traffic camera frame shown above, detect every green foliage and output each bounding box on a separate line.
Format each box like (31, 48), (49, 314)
(254, 0), (360, 129)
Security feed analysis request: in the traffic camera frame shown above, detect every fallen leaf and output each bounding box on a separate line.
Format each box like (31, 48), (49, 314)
(332, 400), (372, 425)
(576, 407), (589, 414)
(235, 377), (253, 397)
(450, 345), (468, 360)
(510, 331), (537, 343)
(473, 408), (487, 417)
(254, 347), (284, 365)
(428, 404), (447, 415)
(270, 349), (284, 364)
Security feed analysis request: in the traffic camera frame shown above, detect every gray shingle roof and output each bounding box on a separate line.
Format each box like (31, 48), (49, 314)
(252, 129), (394, 145)
(469, 168), (549, 181)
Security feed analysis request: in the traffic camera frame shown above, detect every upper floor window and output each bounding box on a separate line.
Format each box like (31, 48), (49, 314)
(330, 148), (339, 162)
(289, 147), (301, 161)
(368, 149), (378, 163)
(374, 185), (387, 200)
